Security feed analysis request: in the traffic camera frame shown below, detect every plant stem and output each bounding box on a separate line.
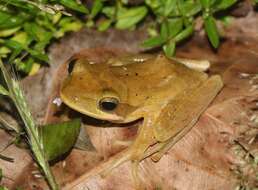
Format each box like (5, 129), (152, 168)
(0, 59), (59, 190)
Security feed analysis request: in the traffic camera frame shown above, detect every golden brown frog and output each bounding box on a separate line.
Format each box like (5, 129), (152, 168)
(60, 53), (223, 184)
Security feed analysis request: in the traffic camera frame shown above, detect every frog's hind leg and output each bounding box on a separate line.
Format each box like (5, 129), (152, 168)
(152, 75), (223, 162)
(101, 118), (156, 188)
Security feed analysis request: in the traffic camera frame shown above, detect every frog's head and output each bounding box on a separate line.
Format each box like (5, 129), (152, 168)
(60, 58), (136, 122)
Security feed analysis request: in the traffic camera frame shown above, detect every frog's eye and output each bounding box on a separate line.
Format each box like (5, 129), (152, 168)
(68, 59), (77, 74)
(99, 97), (119, 112)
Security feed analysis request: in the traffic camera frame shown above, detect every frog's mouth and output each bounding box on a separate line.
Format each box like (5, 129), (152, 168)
(60, 93), (125, 122)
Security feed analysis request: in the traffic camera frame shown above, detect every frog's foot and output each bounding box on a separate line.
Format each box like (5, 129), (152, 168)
(150, 122), (194, 162)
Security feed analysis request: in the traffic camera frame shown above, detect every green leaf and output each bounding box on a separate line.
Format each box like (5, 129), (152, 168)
(145, 0), (162, 10)
(214, 0), (237, 11)
(98, 19), (112, 31)
(161, 18), (183, 41)
(164, 0), (177, 16)
(42, 119), (81, 161)
(204, 16), (219, 48)
(6, 38), (47, 63)
(142, 36), (166, 48)
(24, 23), (52, 44)
(86, 20), (94, 28)
(55, 17), (83, 38)
(15, 57), (34, 73)
(163, 40), (176, 57)
(59, 0), (88, 13)
(52, 12), (62, 24)
(0, 11), (26, 29)
(147, 27), (158, 37)
(3, 40), (23, 61)
(0, 85), (9, 96)
(10, 32), (31, 46)
(178, 1), (202, 16)
(90, 0), (103, 18)
(174, 25), (194, 42)
(160, 22), (169, 40)
(27, 49), (49, 62)
(0, 27), (21, 37)
(34, 41), (49, 52)
(116, 6), (148, 29)
(102, 6), (115, 18)
(200, 0), (211, 8)
(0, 0), (37, 13)
(167, 18), (183, 38)
(0, 47), (11, 57)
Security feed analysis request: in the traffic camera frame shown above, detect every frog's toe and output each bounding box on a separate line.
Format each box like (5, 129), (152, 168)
(151, 150), (164, 162)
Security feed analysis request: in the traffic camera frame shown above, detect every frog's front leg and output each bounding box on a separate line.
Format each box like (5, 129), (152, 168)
(126, 117), (158, 188)
(151, 75), (223, 161)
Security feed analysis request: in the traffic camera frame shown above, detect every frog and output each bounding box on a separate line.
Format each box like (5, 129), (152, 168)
(60, 53), (223, 186)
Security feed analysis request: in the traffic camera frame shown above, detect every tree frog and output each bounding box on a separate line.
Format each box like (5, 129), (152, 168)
(60, 53), (223, 183)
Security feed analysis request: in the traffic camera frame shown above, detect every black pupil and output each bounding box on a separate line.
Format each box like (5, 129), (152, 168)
(100, 100), (118, 111)
(68, 59), (76, 74)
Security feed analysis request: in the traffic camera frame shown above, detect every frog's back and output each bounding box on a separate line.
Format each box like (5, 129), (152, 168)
(110, 55), (208, 106)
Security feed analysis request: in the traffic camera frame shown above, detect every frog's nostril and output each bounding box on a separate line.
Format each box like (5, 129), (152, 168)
(99, 97), (119, 111)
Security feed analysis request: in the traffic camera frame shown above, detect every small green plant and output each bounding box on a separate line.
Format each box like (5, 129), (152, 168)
(0, 0), (241, 74)
(141, 0), (237, 56)
(88, 0), (238, 56)
(0, 0), (84, 73)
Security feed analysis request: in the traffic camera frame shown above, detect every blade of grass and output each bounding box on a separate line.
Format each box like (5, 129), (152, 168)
(0, 59), (59, 190)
